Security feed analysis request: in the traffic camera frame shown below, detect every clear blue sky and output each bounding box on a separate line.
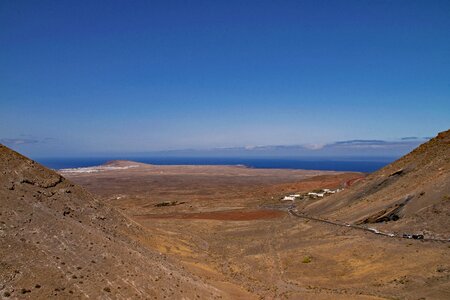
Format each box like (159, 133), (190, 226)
(1, 0), (449, 157)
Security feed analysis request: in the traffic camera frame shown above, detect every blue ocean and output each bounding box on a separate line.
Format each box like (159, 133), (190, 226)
(35, 156), (397, 173)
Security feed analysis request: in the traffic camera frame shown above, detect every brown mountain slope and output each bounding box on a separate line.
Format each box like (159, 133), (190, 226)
(0, 144), (225, 299)
(301, 129), (450, 238)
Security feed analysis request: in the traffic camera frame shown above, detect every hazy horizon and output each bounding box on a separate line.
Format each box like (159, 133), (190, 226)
(1, 135), (431, 159)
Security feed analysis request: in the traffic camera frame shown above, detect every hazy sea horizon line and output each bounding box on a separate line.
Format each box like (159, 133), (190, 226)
(34, 156), (399, 173)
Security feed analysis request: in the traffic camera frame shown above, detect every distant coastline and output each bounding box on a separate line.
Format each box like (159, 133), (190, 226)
(34, 156), (398, 173)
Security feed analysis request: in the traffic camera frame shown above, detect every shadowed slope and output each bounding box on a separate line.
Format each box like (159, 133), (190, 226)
(301, 130), (450, 238)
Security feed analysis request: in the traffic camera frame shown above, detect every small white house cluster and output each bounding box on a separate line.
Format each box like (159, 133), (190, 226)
(307, 188), (342, 198)
(281, 188), (343, 202)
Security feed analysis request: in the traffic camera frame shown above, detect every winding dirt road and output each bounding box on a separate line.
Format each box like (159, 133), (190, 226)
(287, 207), (450, 243)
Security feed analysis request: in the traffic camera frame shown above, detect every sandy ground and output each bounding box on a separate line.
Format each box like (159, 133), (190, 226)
(62, 162), (450, 299)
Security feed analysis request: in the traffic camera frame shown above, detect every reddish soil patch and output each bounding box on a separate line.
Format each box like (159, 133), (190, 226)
(344, 176), (365, 187)
(136, 209), (285, 221)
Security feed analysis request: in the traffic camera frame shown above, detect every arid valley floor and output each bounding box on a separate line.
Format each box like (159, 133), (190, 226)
(60, 157), (449, 299)
(1, 131), (449, 299)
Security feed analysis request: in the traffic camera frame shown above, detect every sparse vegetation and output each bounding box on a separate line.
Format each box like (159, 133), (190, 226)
(155, 201), (186, 207)
(302, 256), (312, 263)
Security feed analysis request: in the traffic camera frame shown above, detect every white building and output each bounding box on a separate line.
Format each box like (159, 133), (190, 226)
(308, 192), (324, 197)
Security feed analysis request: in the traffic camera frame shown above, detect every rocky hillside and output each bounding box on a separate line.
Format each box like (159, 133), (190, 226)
(301, 129), (450, 238)
(0, 145), (222, 299)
